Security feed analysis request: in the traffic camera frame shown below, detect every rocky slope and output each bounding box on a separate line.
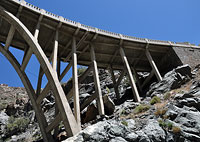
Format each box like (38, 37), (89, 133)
(65, 64), (200, 142)
(0, 64), (200, 142)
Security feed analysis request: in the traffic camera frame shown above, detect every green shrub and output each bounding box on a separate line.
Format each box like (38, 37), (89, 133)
(134, 104), (150, 114)
(158, 119), (175, 131)
(121, 120), (128, 127)
(6, 116), (30, 135)
(167, 122), (173, 130)
(158, 119), (166, 127)
(77, 66), (87, 75)
(150, 96), (161, 105)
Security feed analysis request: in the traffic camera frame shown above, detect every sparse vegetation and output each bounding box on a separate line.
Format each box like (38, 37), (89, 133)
(150, 96), (161, 105)
(154, 108), (168, 117)
(172, 126), (181, 134)
(164, 92), (171, 100)
(6, 116), (30, 136)
(158, 119), (174, 131)
(158, 119), (166, 128)
(134, 104), (150, 114)
(167, 122), (173, 130)
(121, 120), (128, 126)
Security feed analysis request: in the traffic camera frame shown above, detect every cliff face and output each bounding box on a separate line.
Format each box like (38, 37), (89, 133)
(0, 64), (200, 142)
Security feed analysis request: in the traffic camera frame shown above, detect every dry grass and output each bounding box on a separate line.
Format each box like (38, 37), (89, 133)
(171, 81), (193, 94)
(154, 102), (168, 109)
(172, 126), (181, 134)
(154, 108), (168, 117)
(154, 102), (168, 118)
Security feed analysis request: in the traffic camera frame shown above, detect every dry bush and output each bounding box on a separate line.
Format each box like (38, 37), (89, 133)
(172, 126), (181, 134)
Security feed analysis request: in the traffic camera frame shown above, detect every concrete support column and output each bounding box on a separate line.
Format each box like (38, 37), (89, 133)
(119, 47), (141, 102)
(90, 44), (105, 115)
(5, 5), (23, 50)
(54, 58), (61, 137)
(52, 30), (58, 71)
(109, 67), (120, 99)
(21, 14), (43, 71)
(36, 66), (43, 96)
(145, 48), (162, 82)
(131, 67), (142, 93)
(72, 37), (81, 128)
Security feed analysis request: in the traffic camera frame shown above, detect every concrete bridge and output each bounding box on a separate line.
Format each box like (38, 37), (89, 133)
(0, 0), (199, 141)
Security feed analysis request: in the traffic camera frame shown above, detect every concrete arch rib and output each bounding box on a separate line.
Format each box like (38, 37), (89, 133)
(0, 6), (79, 138)
(0, 44), (54, 142)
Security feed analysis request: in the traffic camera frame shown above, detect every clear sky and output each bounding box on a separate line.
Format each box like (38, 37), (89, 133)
(0, 0), (199, 88)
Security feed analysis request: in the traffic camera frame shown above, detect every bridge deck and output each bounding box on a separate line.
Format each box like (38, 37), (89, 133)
(0, 0), (198, 72)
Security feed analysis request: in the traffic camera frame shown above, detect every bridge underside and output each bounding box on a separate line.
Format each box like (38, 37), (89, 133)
(0, 0), (198, 141)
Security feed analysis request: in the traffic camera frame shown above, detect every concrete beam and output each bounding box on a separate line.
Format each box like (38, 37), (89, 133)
(52, 30), (58, 71)
(46, 113), (61, 133)
(119, 47), (141, 102)
(145, 48), (162, 82)
(72, 37), (81, 128)
(90, 44), (105, 115)
(59, 61), (72, 81)
(21, 14), (43, 71)
(4, 5), (22, 50)
(131, 67), (142, 93)
(36, 66), (43, 96)
(80, 93), (97, 111)
(115, 70), (126, 88)
(141, 69), (154, 88)
(109, 66), (120, 99)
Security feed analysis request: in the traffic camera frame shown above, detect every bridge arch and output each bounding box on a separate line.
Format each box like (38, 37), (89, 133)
(0, 6), (79, 142)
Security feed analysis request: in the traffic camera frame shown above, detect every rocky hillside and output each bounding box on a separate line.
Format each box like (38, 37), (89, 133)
(0, 64), (200, 142)
(65, 64), (200, 142)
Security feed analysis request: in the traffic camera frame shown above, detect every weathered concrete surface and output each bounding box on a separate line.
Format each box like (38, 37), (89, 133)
(173, 47), (200, 69)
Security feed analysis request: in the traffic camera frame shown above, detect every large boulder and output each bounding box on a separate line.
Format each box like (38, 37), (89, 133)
(147, 65), (192, 97)
(64, 119), (135, 142)
(141, 119), (166, 142)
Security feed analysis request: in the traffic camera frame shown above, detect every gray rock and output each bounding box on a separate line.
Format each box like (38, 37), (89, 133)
(166, 109), (178, 120)
(126, 119), (136, 130)
(110, 137), (127, 142)
(0, 111), (9, 125)
(181, 132), (200, 141)
(142, 119), (166, 142)
(147, 65), (192, 97)
(64, 120), (130, 142)
(136, 130), (150, 142)
(125, 132), (138, 141)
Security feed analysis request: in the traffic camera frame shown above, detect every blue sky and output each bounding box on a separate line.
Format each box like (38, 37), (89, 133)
(0, 0), (199, 88)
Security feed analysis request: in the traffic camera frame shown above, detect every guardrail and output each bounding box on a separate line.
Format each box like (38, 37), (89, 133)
(10, 0), (199, 48)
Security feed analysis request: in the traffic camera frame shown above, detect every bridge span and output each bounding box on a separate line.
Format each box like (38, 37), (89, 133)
(0, 0), (199, 141)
